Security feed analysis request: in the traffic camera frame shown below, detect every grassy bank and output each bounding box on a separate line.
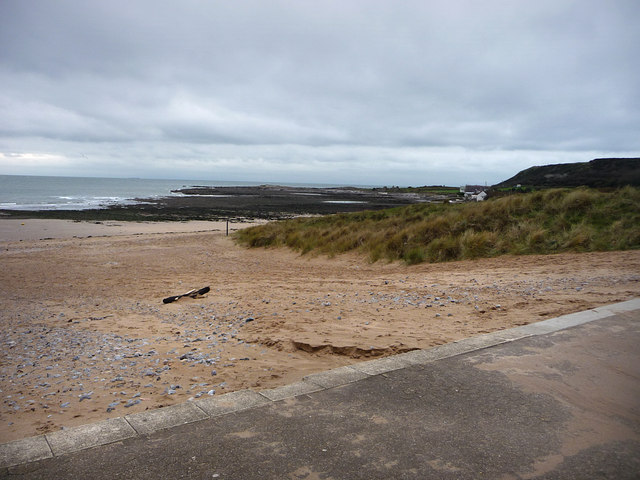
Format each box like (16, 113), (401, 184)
(235, 187), (640, 264)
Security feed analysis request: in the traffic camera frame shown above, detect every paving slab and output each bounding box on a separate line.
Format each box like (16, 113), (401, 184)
(303, 365), (370, 388)
(594, 297), (640, 314)
(524, 308), (612, 334)
(0, 436), (51, 469)
(195, 389), (271, 417)
(350, 352), (417, 375)
(397, 339), (488, 365)
(125, 402), (208, 435)
(259, 380), (325, 401)
(44, 417), (136, 456)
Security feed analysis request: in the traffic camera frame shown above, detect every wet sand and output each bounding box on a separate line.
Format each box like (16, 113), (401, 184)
(1, 219), (638, 442)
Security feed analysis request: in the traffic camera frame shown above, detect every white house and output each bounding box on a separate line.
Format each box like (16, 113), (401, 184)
(461, 185), (488, 201)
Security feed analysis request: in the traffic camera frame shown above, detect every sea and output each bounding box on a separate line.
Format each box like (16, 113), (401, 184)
(0, 175), (359, 211)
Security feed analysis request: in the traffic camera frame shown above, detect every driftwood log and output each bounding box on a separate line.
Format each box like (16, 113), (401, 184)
(162, 286), (210, 304)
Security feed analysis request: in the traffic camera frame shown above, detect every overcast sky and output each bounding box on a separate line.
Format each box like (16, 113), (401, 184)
(0, 0), (638, 186)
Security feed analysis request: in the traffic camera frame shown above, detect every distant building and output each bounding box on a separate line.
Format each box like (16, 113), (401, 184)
(460, 185), (488, 201)
(472, 191), (488, 202)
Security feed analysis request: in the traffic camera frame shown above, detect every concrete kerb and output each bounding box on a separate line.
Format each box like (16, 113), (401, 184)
(45, 417), (137, 457)
(260, 380), (325, 402)
(1, 298), (637, 469)
(593, 297), (640, 315)
(125, 401), (208, 436)
(195, 389), (271, 417)
(0, 436), (52, 469)
(302, 365), (371, 388)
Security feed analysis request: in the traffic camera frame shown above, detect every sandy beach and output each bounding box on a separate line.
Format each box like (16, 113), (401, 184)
(0, 218), (266, 242)
(1, 218), (639, 443)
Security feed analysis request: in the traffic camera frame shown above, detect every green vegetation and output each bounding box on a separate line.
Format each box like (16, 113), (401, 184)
(370, 185), (461, 195)
(235, 187), (640, 265)
(494, 157), (640, 189)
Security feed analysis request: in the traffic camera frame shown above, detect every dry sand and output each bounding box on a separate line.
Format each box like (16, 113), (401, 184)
(0, 218), (266, 242)
(1, 219), (639, 442)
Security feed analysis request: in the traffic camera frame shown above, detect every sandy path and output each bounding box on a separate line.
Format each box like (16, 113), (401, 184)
(1, 221), (638, 442)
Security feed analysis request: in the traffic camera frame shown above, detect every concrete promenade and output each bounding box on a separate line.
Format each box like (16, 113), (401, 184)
(1, 299), (639, 479)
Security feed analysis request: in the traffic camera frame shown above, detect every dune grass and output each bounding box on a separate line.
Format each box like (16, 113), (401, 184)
(234, 187), (640, 264)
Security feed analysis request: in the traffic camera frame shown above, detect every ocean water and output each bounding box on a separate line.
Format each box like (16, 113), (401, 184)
(0, 175), (354, 211)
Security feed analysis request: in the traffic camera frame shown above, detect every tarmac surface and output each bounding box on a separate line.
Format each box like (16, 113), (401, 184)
(1, 299), (638, 479)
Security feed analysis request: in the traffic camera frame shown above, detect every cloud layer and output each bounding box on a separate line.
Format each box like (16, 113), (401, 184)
(1, 0), (638, 185)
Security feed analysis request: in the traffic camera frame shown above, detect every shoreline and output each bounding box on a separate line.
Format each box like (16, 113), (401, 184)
(0, 184), (459, 222)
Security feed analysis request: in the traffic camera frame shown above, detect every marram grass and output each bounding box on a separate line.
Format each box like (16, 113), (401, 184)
(234, 187), (640, 265)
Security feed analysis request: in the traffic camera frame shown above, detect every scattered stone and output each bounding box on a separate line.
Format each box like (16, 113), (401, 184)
(78, 392), (93, 401)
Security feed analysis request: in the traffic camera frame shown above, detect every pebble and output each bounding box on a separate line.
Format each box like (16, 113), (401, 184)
(78, 392), (93, 401)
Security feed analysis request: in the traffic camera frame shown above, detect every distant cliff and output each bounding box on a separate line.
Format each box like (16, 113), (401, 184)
(494, 158), (640, 188)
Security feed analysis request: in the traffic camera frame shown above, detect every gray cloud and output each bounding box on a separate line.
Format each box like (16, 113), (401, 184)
(1, 0), (638, 185)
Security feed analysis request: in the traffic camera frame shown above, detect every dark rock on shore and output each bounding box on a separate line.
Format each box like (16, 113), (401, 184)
(0, 185), (458, 222)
